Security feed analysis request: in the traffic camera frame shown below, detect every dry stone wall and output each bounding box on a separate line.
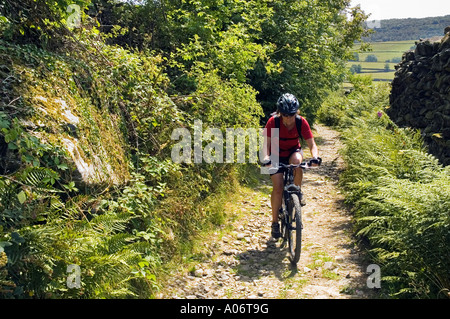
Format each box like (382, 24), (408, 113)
(389, 27), (450, 165)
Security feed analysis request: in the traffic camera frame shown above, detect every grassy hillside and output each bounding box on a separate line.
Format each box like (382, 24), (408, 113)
(351, 15), (450, 82)
(357, 41), (416, 61)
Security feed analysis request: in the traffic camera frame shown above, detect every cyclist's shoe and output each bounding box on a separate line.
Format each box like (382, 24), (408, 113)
(271, 222), (281, 239)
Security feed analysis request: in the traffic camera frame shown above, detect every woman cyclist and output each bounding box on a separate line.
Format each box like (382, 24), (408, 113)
(262, 93), (321, 239)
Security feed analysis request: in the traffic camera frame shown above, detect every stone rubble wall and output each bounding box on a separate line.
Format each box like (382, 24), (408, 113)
(389, 27), (450, 165)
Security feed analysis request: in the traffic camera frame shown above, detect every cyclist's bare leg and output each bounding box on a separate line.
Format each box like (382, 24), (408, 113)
(270, 173), (283, 223)
(290, 152), (303, 186)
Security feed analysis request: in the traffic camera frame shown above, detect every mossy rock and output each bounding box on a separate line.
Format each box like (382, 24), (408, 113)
(1, 41), (131, 187)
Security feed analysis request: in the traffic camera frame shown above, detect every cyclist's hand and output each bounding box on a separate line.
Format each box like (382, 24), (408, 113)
(309, 157), (322, 167)
(261, 158), (272, 167)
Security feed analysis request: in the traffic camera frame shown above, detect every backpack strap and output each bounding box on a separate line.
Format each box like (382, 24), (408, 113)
(295, 115), (303, 139)
(274, 115), (280, 132)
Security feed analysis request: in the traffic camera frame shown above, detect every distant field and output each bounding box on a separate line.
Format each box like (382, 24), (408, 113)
(347, 61), (398, 71)
(358, 41), (416, 62)
(347, 40), (416, 82)
(361, 71), (396, 81)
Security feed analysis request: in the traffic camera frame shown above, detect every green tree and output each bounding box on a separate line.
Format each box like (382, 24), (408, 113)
(365, 54), (378, 62)
(351, 52), (360, 61)
(162, 0), (275, 84)
(350, 64), (362, 74)
(246, 0), (370, 123)
(1, 0), (92, 47)
(92, 0), (369, 124)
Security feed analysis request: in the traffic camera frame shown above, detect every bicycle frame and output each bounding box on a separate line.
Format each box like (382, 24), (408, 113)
(264, 158), (321, 264)
(273, 162), (306, 199)
(282, 164), (303, 197)
(279, 163), (304, 231)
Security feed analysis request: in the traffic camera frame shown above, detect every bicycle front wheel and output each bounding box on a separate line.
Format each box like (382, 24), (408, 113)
(287, 193), (302, 264)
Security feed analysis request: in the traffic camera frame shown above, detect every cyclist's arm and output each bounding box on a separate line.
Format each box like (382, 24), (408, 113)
(263, 136), (271, 164)
(305, 137), (319, 162)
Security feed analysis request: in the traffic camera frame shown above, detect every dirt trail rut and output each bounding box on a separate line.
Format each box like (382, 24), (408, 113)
(158, 124), (376, 299)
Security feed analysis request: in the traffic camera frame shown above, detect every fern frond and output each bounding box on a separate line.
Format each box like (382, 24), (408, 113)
(17, 166), (62, 193)
(91, 212), (131, 234)
(100, 233), (133, 255)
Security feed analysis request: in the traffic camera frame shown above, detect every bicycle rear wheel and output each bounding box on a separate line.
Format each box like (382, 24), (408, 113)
(287, 193), (302, 264)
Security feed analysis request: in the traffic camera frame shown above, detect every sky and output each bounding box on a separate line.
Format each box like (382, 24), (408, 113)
(350, 0), (450, 21)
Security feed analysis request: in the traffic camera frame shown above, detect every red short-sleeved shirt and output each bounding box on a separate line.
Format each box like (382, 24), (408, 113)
(264, 115), (313, 158)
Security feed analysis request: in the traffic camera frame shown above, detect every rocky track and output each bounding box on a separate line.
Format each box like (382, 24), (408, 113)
(158, 124), (377, 299)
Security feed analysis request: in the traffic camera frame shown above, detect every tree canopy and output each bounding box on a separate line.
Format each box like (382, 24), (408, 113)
(1, 0), (369, 123)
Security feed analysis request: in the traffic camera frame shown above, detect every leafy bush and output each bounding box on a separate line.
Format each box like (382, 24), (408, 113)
(318, 75), (388, 128)
(0, 109), (164, 298)
(319, 76), (450, 298)
(0, 17), (259, 299)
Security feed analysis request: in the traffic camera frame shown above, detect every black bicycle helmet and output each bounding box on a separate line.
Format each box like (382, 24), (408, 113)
(277, 93), (299, 114)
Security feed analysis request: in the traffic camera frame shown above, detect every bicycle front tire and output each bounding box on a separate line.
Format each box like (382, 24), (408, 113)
(287, 193), (302, 264)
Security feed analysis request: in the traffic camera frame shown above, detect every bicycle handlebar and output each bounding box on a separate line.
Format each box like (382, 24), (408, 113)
(261, 157), (322, 170)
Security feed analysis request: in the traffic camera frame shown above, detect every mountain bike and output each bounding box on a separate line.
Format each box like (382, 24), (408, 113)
(264, 158), (321, 264)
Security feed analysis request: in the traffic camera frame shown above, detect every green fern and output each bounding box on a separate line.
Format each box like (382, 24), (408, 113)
(326, 81), (450, 298)
(17, 167), (61, 192)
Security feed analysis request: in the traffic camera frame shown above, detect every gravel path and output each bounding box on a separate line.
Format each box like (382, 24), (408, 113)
(158, 124), (377, 299)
